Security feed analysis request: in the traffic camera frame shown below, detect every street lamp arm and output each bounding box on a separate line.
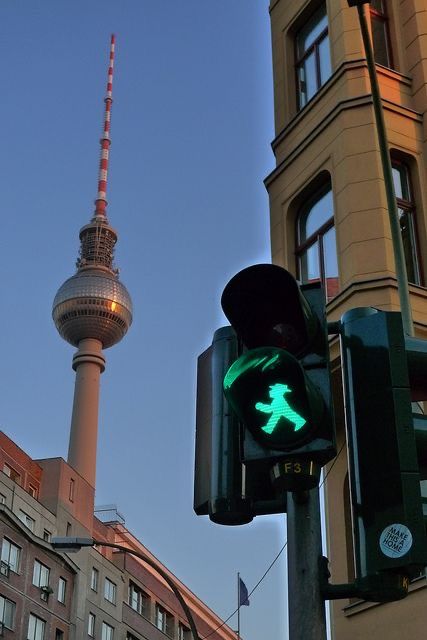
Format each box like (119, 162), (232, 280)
(92, 539), (200, 640)
(51, 536), (200, 640)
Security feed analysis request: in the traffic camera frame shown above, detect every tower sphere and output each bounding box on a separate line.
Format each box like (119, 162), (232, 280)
(52, 268), (133, 349)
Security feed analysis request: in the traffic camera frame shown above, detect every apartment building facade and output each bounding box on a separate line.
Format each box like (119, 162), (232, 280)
(266, 0), (427, 637)
(0, 432), (236, 640)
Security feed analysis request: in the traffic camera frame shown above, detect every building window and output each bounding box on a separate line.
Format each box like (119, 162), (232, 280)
(66, 522), (72, 536)
(88, 612), (96, 637)
(296, 183), (338, 300)
(1, 537), (21, 573)
(58, 577), (67, 603)
(69, 478), (75, 502)
(55, 630), (64, 640)
(155, 604), (174, 637)
(0, 494), (6, 505)
(28, 484), (38, 499)
(102, 621), (114, 640)
(91, 567), (99, 592)
(0, 595), (15, 630)
(28, 613), (45, 640)
(129, 581), (150, 617)
(33, 560), (50, 588)
(3, 463), (20, 484)
(295, 4), (331, 109)
(392, 160), (421, 285)
(104, 577), (117, 604)
(43, 529), (51, 542)
(19, 510), (35, 532)
(178, 623), (191, 640)
(370, 0), (393, 68)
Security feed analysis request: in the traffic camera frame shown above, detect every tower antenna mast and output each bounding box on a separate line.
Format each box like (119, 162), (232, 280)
(94, 34), (115, 219)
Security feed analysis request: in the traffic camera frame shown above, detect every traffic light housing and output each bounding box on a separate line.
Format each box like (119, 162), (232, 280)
(221, 264), (335, 491)
(193, 325), (286, 525)
(340, 307), (427, 584)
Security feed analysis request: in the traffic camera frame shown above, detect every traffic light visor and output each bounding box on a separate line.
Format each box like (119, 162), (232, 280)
(221, 264), (319, 356)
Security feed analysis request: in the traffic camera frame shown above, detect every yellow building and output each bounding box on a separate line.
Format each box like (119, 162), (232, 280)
(265, 0), (427, 637)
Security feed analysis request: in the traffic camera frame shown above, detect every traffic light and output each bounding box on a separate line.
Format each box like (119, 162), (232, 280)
(340, 307), (427, 590)
(193, 325), (286, 525)
(220, 264), (335, 491)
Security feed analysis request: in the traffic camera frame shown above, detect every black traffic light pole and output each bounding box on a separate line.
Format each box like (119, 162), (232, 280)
(287, 488), (327, 640)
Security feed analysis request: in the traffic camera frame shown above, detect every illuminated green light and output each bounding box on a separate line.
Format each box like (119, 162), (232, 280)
(224, 352), (279, 389)
(255, 383), (306, 434)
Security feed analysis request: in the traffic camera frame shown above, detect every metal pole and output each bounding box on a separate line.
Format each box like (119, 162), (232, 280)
(356, 3), (414, 336)
(287, 488), (327, 640)
(237, 572), (240, 640)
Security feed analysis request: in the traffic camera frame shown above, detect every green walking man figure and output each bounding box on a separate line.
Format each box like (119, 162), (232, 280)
(255, 383), (306, 434)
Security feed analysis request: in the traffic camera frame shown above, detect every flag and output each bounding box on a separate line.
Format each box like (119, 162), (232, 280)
(238, 577), (250, 606)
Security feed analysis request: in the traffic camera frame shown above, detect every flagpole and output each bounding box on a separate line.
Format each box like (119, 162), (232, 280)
(237, 572), (240, 640)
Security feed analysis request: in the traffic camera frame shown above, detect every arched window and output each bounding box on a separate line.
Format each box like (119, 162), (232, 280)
(392, 160), (421, 285)
(296, 184), (339, 300)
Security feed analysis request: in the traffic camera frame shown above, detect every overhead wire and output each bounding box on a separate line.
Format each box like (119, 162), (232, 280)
(200, 440), (346, 639)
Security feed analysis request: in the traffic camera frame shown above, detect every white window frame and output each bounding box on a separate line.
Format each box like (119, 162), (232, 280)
(88, 612), (96, 637)
(0, 595), (15, 630)
(104, 577), (117, 604)
(91, 567), (99, 592)
(19, 510), (35, 532)
(58, 577), (66, 603)
(28, 484), (38, 499)
(28, 613), (45, 640)
(1, 537), (21, 573)
(33, 560), (50, 588)
(101, 621), (114, 640)
(129, 581), (149, 616)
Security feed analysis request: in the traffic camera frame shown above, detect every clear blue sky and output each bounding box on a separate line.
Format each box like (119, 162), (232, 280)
(1, 2), (287, 639)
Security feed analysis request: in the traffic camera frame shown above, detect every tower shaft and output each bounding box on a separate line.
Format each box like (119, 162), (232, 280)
(68, 339), (105, 488)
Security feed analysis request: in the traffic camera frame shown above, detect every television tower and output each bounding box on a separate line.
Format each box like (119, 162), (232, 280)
(52, 35), (133, 488)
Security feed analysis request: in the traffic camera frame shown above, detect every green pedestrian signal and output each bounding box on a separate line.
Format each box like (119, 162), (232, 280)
(256, 383), (306, 434)
(223, 344), (325, 455)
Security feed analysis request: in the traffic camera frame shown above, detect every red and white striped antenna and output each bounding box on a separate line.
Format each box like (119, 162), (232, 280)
(94, 34), (115, 218)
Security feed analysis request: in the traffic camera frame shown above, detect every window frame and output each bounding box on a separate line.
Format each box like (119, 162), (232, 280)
(155, 604), (174, 638)
(88, 612), (96, 638)
(0, 595), (15, 630)
(129, 581), (149, 617)
(1, 537), (21, 573)
(101, 621), (114, 640)
(28, 613), (46, 640)
(58, 576), (67, 604)
(91, 567), (99, 592)
(28, 484), (38, 499)
(104, 577), (117, 604)
(19, 510), (35, 532)
(370, 0), (394, 68)
(295, 182), (338, 300)
(32, 559), (50, 588)
(178, 622), (191, 640)
(295, 3), (331, 109)
(392, 158), (422, 285)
